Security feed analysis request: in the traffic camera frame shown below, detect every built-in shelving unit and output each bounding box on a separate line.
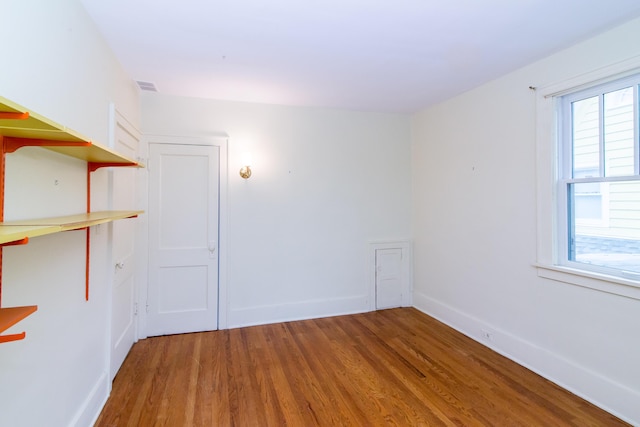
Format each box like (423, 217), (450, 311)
(0, 96), (142, 343)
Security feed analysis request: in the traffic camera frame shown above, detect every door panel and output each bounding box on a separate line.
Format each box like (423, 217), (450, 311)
(112, 274), (134, 343)
(158, 266), (209, 312)
(375, 248), (403, 309)
(147, 143), (219, 336)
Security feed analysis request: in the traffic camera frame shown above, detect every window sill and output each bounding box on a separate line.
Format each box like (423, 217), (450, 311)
(536, 264), (640, 301)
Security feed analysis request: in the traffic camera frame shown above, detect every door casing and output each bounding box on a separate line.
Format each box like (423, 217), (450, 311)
(139, 134), (228, 338)
(107, 105), (142, 381)
(368, 240), (412, 311)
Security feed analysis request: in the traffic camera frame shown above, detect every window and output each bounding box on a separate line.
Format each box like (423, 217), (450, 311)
(557, 75), (640, 280)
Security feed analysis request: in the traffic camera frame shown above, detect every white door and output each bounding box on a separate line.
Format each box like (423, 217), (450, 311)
(110, 113), (140, 380)
(147, 143), (219, 336)
(375, 248), (404, 309)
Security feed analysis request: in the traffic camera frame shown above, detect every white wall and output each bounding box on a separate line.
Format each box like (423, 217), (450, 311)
(0, 1), (139, 426)
(411, 17), (640, 425)
(141, 93), (412, 328)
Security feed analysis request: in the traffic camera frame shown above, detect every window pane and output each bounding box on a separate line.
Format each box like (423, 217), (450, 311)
(604, 87), (635, 177)
(572, 96), (600, 178)
(569, 180), (640, 273)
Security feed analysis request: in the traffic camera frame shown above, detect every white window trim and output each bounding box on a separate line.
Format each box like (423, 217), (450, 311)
(536, 264), (640, 300)
(535, 55), (640, 299)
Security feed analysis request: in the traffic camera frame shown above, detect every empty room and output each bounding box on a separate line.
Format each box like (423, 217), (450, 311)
(1, 1), (639, 426)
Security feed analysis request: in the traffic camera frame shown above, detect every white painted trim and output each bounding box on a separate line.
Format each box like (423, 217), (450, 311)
(227, 295), (369, 329)
(538, 54), (640, 98)
(367, 240), (413, 311)
(105, 103), (116, 390)
(218, 140), (229, 329)
(69, 371), (109, 427)
(536, 264), (640, 300)
(142, 134), (229, 331)
(144, 133), (229, 146)
(413, 292), (640, 426)
(136, 132), (150, 339)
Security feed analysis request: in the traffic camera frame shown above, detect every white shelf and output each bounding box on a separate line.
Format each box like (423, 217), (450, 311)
(0, 211), (143, 245)
(0, 96), (140, 166)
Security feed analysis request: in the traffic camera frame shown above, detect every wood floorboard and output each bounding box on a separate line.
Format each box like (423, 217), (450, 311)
(95, 308), (629, 426)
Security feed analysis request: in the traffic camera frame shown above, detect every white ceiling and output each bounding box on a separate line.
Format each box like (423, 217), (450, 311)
(81, 0), (640, 113)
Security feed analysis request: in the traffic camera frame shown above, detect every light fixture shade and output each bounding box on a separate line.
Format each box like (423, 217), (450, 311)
(239, 165), (252, 179)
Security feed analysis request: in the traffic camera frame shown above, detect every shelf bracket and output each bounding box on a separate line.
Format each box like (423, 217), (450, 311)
(0, 111), (29, 120)
(0, 134), (39, 343)
(2, 137), (91, 154)
(84, 161), (138, 300)
(0, 237), (29, 247)
(84, 162), (136, 300)
(0, 305), (38, 344)
(85, 227), (90, 301)
(88, 161), (138, 173)
(86, 167), (91, 301)
(0, 331), (26, 343)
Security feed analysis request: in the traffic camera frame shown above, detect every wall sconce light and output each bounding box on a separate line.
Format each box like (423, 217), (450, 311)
(239, 165), (252, 179)
(239, 152), (252, 179)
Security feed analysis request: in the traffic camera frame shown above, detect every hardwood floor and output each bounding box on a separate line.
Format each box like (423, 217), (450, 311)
(95, 308), (628, 426)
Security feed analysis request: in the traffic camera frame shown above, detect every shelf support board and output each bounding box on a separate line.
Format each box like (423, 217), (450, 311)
(2, 136), (91, 154)
(0, 305), (38, 343)
(0, 237), (29, 247)
(86, 167), (91, 301)
(85, 162), (140, 299)
(0, 112), (29, 120)
(86, 229), (90, 301)
(88, 161), (138, 173)
(0, 332), (26, 343)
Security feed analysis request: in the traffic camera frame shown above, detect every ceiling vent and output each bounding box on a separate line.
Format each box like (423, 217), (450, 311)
(136, 81), (158, 92)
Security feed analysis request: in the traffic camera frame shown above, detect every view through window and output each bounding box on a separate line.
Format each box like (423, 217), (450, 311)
(561, 77), (640, 277)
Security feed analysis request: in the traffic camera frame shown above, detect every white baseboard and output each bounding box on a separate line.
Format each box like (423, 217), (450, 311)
(227, 295), (370, 329)
(69, 370), (109, 427)
(413, 291), (639, 426)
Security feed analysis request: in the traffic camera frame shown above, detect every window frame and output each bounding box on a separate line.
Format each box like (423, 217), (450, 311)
(559, 77), (640, 278)
(535, 57), (640, 300)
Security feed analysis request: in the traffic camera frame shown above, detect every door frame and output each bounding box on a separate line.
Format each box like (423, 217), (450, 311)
(105, 104), (144, 384)
(368, 240), (413, 311)
(139, 134), (229, 338)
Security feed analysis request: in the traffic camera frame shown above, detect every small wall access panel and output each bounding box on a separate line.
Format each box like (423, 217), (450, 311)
(369, 241), (412, 310)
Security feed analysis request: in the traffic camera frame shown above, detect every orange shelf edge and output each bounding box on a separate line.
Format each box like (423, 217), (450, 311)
(0, 331), (26, 343)
(0, 237), (29, 247)
(1, 97), (141, 167)
(0, 305), (38, 343)
(0, 111), (29, 120)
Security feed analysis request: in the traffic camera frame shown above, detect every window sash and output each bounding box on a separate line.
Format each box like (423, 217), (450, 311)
(562, 175), (640, 184)
(558, 75), (640, 279)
